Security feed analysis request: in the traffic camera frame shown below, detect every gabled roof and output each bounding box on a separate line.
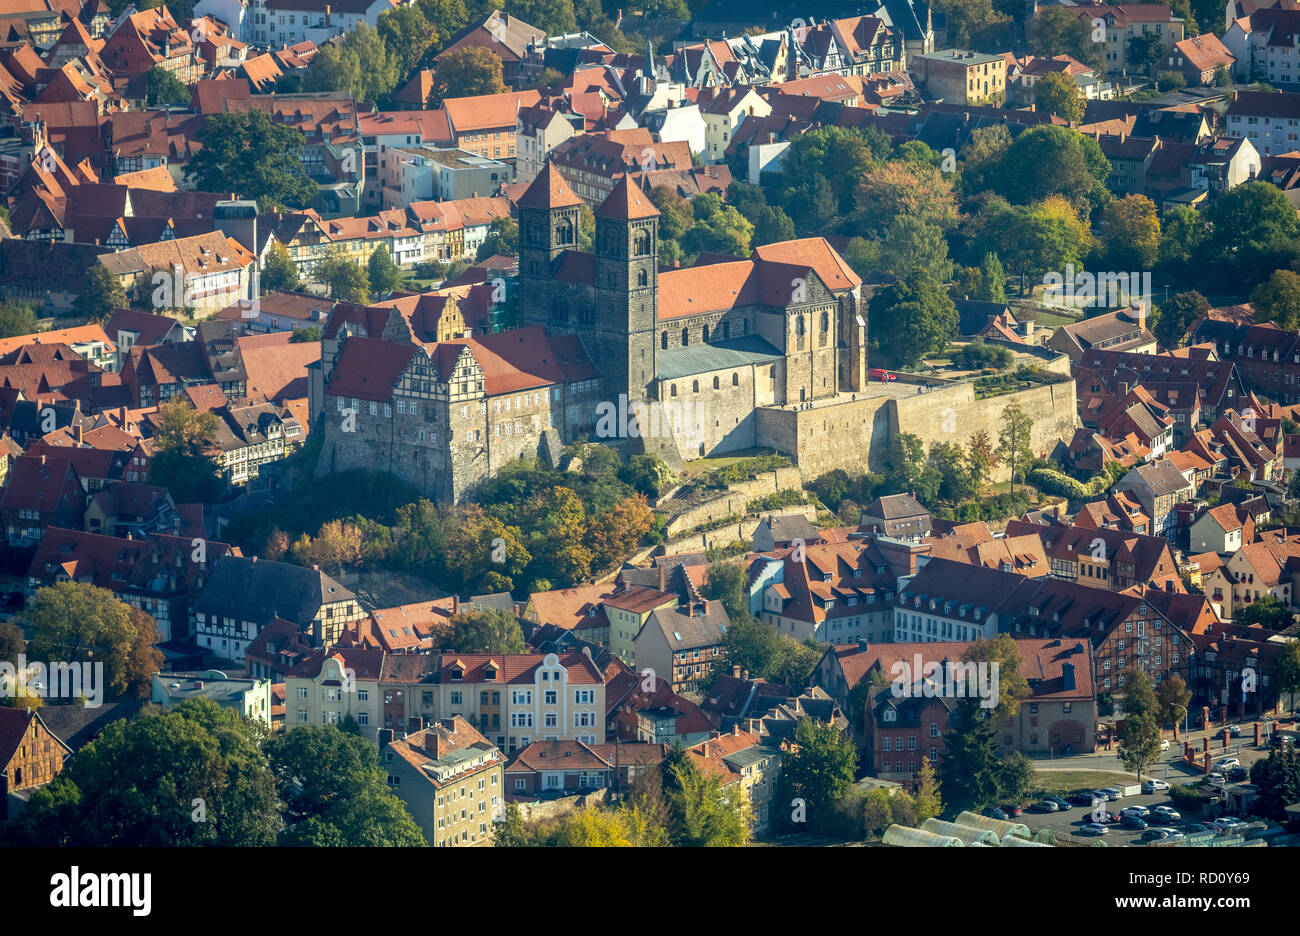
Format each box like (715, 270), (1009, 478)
(596, 173), (659, 220)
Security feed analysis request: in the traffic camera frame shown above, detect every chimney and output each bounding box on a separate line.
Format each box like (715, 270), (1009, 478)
(39, 454), (45, 465)
(1136, 301), (1146, 333)
(377, 728), (395, 748)
(1062, 662), (1076, 691)
(732, 665), (741, 678)
(407, 716), (423, 734)
(732, 723), (740, 736)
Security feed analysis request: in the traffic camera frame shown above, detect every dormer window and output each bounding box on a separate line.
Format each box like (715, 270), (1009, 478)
(883, 710), (897, 722)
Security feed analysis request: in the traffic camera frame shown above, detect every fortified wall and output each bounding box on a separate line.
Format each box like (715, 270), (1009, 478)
(757, 380), (1078, 482)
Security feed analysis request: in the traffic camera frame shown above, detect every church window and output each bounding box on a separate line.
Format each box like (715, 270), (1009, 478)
(633, 230), (650, 255)
(671, 384), (677, 397)
(681, 328), (689, 346)
(702, 324), (709, 341)
(732, 373), (739, 386)
(693, 380), (699, 393)
(821, 311), (830, 331)
(713, 376), (720, 390)
(661, 332), (668, 350)
(637, 269), (648, 287)
(556, 218), (574, 246)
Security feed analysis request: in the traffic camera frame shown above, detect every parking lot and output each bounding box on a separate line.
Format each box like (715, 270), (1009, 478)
(1017, 789), (1192, 846)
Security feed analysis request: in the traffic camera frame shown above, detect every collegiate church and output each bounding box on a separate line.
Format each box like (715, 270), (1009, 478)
(311, 164), (867, 502)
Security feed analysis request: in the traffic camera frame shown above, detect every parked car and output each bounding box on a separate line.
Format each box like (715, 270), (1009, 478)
(1210, 817), (1243, 833)
(983, 806), (1009, 820)
(1099, 787), (1123, 800)
(1001, 804), (1023, 817)
(1215, 757), (1241, 770)
(1143, 827), (1185, 843)
(1142, 779), (1170, 793)
(1104, 811), (1121, 824)
(1120, 805), (1150, 819)
(1206, 772), (1226, 786)
(1121, 814), (1149, 830)
(1081, 822), (1109, 835)
(1160, 739), (1171, 751)
(1184, 822), (1214, 834)
(1030, 800), (1059, 813)
(1070, 792), (1098, 807)
(1044, 795), (1072, 811)
(870, 368), (896, 382)
(1228, 725), (1242, 737)
(1152, 806), (1181, 822)
(1228, 766), (1249, 782)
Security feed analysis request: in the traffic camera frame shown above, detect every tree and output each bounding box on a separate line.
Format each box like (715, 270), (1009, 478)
(1251, 745), (1300, 821)
(493, 802), (528, 845)
(997, 400), (1033, 493)
(315, 249), (371, 302)
(962, 634), (1029, 721)
(74, 264), (127, 322)
(3, 698), (279, 847)
(679, 203), (753, 262)
(431, 46), (506, 105)
(1159, 205), (1207, 268)
(1029, 6), (1103, 70)
(1127, 33), (1164, 71)
(913, 756), (943, 822)
(765, 126), (884, 231)
(290, 326), (322, 342)
(1251, 270), (1300, 331)
(510, 0), (576, 33)
(854, 160), (958, 238)
(261, 241), (302, 293)
(0, 301), (38, 338)
(477, 216), (518, 260)
(1117, 669), (1162, 780)
(303, 22), (400, 106)
(145, 65), (189, 107)
(1098, 194), (1161, 269)
(867, 269), (958, 367)
(443, 608), (527, 654)
(24, 583), (162, 700)
(877, 214), (953, 281)
(931, 0), (1007, 48)
(1152, 290), (1208, 350)
(662, 746), (750, 846)
(1157, 70), (1188, 92)
(1034, 70), (1085, 123)
(703, 560), (749, 620)
(1236, 592), (1293, 629)
(417, 0), (469, 48)
(958, 124), (1012, 196)
(939, 699), (1005, 813)
(377, 3), (438, 75)
(996, 125), (1110, 208)
(187, 109), (319, 211)
(147, 398), (229, 503)
(1273, 640), (1300, 720)
(776, 718), (857, 833)
(975, 252), (1006, 303)
(367, 246), (405, 299)
(1207, 181), (1300, 261)
(1156, 674), (1191, 735)
(266, 726), (425, 845)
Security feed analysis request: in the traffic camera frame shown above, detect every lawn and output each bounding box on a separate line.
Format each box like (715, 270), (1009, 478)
(1031, 770), (1138, 796)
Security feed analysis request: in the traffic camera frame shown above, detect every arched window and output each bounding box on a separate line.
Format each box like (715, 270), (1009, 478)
(556, 218), (574, 245)
(633, 229), (650, 255)
(769, 365), (777, 378)
(713, 376), (720, 389)
(671, 384), (677, 397)
(732, 372), (739, 386)
(637, 268), (648, 287)
(796, 317), (805, 336)
(692, 379), (700, 393)
(821, 311), (830, 331)
(661, 331), (668, 350)
(702, 324), (709, 341)
(682, 328), (689, 346)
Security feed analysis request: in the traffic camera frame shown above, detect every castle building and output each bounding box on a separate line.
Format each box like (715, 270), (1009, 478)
(311, 164), (866, 501)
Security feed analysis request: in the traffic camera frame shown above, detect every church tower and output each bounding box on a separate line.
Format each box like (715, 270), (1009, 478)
(594, 176), (659, 404)
(516, 163), (584, 330)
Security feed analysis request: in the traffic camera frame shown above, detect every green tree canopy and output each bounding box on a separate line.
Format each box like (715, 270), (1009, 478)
(187, 109), (319, 211)
(24, 582), (163, 700)
(867, 268), (958, 367)
(442, 608), (528, 654)
(776, 717), (857, 833)
(1033, 70), (1085, 124)
(261, 241), (302, 293)
(1, 698), (278, 846)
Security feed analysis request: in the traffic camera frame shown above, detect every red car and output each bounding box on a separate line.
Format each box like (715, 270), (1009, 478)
(870, 368), (896, 382)
(1001, 804), (1024, 818)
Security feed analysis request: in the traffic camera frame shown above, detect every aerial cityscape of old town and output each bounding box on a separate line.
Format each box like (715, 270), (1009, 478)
(0, 0), (1291, 894)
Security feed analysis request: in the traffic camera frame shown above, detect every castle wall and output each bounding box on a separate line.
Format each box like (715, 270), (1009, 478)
(757, 381), (1078, 483)
(661, 467), (805, 538)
